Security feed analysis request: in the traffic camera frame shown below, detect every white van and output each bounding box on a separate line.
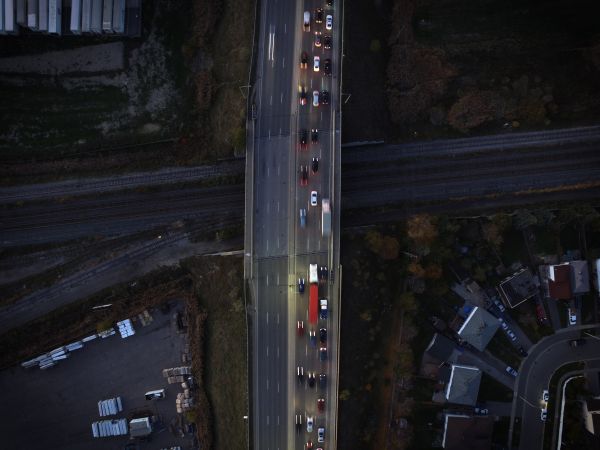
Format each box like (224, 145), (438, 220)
(303, 11), (310, 31)
(144, 389), (165, 400)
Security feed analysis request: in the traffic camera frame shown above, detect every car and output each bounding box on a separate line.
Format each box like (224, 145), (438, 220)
(317, 398), (325, 412)
(319, 299), (328, 319)
(325, 14), (332, 30)
(310, 191), (318, 206)
(518, 346), (528, 357)
(297, 366), (304, 382)
(540, 408), (547, 422)
(542, 389), (549, 402)
(319, 265), (328, 281)
(474, 407), (489, 415)
(297, 320), (305, 336)
(315, 8), (324, 23)
(299, 209), (306, 228)
(300, 129), (308, 149)
(506, 366), (518, 377)
(313, 56), (320, 72)
(326, 0), (333, 7)
(145, 389), (165, 400)
(323, 58), (331, 76)
(312, 157), (319, 173)
(308, 372), (316, 388)
(300, 51), (308, 69)
(494, 299), (506, 313)
(298, 277), (305, 293)
(568, 308), (577, 326)
(321, 90), (330, 104)
(318, 427), (325, 443)
(312, 90), (320, 107)
(307, 415), (314, 432)
(323, 35), (332, 49)
(300, 165), (309, 186)
(309, 330), (317, 347)
(305, 441), (313, 450)
(508, 330), (517, 341)
(314, 32), (322, 48)
(303, 11), (310, 31)
(319, 327), (327, 343)
(311, 128), (319, 143)
(570, 338), (585, 347)
(536, 303), (549, 325)
(299, 86), (308, 105)
(319, 347), (327, 361)
(296, 414), (303, 432)
(319, 373), (327, 389)
(498, 319), (508, 330)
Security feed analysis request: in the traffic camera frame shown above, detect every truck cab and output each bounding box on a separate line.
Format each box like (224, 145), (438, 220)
(319, 299), (328, 319)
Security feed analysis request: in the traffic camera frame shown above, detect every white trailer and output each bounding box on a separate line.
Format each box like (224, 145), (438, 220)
(69, 0), (80, 33)
(47, 0), (61, 34)
(101, 0), (112, 32)
(309, 263), (318, 284)
(38, 0), (47, 30)
(111, 0), (123, 33)
(26, 0), (36, 28)
(4, 0), (16, 33)
(80, 0), (89, 31)
(321, 198), (331, 237)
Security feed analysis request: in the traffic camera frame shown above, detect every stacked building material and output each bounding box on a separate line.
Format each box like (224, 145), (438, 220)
(98, 397), (123, 416)
(116, 319), (135, 338)
(91, 418), (128, 437)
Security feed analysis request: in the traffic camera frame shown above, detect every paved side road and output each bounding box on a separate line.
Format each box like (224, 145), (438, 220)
(459, 348), (516, 390)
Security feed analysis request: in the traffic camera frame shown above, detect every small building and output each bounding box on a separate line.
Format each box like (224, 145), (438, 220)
(445, 364), (482, 406)
(547, 263), (572, 300)
(498, 267), (538, 308)
(569, 260), (590, 295)
(421, 333), (459, 379)
(442, 414), (494, 449)
(129, 417), (152, 438)
(457, 306), (500, 351)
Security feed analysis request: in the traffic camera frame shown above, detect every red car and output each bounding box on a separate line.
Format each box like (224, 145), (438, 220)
(317, 398), (325, 412)
(297, 320), (305, 336)
(299, 166), (308, 186)
(306, 441), (313, 450)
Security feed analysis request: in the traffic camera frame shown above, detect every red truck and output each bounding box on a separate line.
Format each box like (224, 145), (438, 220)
(309, 284), (318, 324)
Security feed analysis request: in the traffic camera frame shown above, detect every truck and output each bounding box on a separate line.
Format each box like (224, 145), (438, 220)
(309, 263), (319, 324)
(321, 199), (331, 237)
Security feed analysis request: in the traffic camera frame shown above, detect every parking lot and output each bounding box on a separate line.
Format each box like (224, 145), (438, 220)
(0, 301), (195, 450)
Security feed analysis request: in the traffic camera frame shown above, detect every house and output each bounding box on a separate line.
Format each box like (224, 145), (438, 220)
(451, 280), (489, 307)
(547, 263), (572, 300)
(569, 260), (590, 295)
(457, 307), (500, 351)
(498, 267), (538, 308)
(445, 364), (482, 406)
(441, 414), (494, 449)
(583, 397), (600, 449)
(421, 334), (460, 379)
(129, 417), (152, 438)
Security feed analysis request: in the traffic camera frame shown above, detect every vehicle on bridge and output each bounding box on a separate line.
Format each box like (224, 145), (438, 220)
(309, 264), (319, 325)
(303, 11), (310, 31)
(320, 299), (328, 319)
(321, 199), (331, 237)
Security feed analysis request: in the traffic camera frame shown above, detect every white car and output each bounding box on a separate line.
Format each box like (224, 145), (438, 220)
(325, 14), (332, 30)
(540, 408), (547, 421)
(312, 90), (319, 107)
(310, 191), (318, 206)
(307, 415), (314, 432)
(506, 366), (518, 377)
(318, 427), (325, 442)
(494, 299), (506, 312)
(498, 318), (508, 330)
(568, 308), (577, 326)
(303, 11), (310, 31)
(508, 330), (517, 342)
(313, 56), (320, 72)
(542, 389), (549, 402)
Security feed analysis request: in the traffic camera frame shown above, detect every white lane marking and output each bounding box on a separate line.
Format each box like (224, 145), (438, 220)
(321, 111), (323, 121)
(266, 345), (269, 356)
(284, 23), (286, 34)
(305, 344), (308, 356)
(266, 312), (269, 323)
(277, 313), (280, 325)
(267, 166), (270, 178)
(277, 164), (280, 176)
(277, 381), (280, 393)
(277, 235), (280, 248)
(267, 28), (274, 61)
(266, 274), (269, 285)
(266, 378), (269, 390)
(277, 202), (280, 213)
(268, 129), (271, 140)
(277, 416), (280, 425)
(267, 415), (270, 426)
(277, 346), (280, 358)
(282, 57), (285, 69)
(266, 239), (269, 252)
(266, 200), (270, 211)
(277, 273), (280, 284)
(279, 127), (282, 135)
(280, 92), (283, 103)
(270, 95), (273, 105)
(310, 78), (313, 89)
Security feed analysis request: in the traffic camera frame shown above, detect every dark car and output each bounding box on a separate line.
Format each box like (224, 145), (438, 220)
(299, 129), (308, 149)
(297, 320), (304, 336)
(300, 51), (308, 69)
(326, 0), (333, 6)
(311, 128), (319, 143)
(312, 157), (319, 173)
(323, 58), (331, 76)
(297, 366), (304, 382)
(309, 330), (317, 347)
(299, 86), (307, 105)
(298, 278), (305, 293)
(300, 165), (308, 186)
(314, 32), (322, 48)
(296, 414), (303, 433)
(321, 90), (330, 105)
(308, 372), (316, 388)
(518, 346), (528, 357)
(319, 347), (327, 361)
(317, 398), (325, 412)
(319, 373), (327, 390)
(319, 327), (327, 343)
(323, 35), (332, 49)
(315, 7), (324, 23)
(319, 265), (328, 281)
(305, 441), (313, 450)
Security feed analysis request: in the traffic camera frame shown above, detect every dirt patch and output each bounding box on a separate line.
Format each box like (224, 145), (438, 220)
(385, 0), (600, 139)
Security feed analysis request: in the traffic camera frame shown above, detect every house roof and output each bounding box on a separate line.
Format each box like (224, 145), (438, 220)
(445, 364), (482, 406)
(442, 414), (494, 449)
(548, 264), (572, 299)
(569, 260), (590, 294)
(498, 268), (538, 308)
(457, 307), (500, 351)
(425, 333), (457, 362)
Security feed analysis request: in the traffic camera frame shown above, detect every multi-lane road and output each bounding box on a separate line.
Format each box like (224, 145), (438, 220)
(247, 1), (341, 449)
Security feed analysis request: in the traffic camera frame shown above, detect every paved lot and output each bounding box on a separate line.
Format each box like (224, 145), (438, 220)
(0, 303), (195, 450)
